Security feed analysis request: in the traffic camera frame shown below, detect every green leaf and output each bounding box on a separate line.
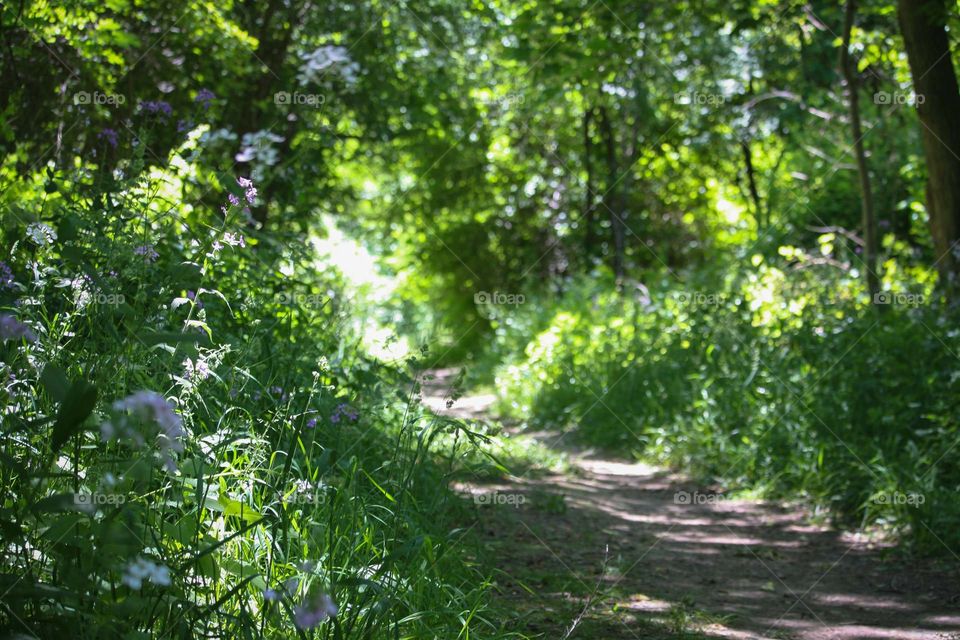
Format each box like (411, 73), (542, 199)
(40, 365), (70, 402)
(51, 379), (98, 452)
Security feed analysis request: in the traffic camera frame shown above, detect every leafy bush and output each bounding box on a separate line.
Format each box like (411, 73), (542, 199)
(494, 252), (960, 550)
(0, 159), (507, 638)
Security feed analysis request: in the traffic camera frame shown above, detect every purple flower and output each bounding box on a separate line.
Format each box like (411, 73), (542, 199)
(104, 391), (185, 471)
(263, 587), (281, 602)
(0, 261), (14, 289)
(134, 244), (159, 262)
(236, 176), (253, 188)
(293, 594), (338, 629)
(177, 119), (192, 133)
(141, 100), (173, 118)
(228, 193), (240, 207)
(187, 290), (203, 308)
(244, 187), (257, 204)
(331, 402), (359, 424)
(110, 391), (184, 444)
(306, 417), (318, 428)
(0, 315), (36, 342)
(182, 358), (211, 381)
(98, 128), (119, 148)
(195, 88), (216, 110)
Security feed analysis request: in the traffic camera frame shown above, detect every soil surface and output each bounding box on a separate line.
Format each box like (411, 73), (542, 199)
(422, 368), (960, 640)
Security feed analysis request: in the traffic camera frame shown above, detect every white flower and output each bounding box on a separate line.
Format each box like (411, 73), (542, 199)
(26, 222), (57, 246)
(222, 232), (246, 248)
(298, 45), (360, 85)
(235, 130), (284, 166)
(122, 557), (171, 589)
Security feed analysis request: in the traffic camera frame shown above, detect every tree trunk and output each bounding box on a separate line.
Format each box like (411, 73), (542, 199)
(598, 105), (626, 282)
(897, 0), (960, 290)
(740, 139), (764, 229)
(583, 107), (597, 256)
(841, 0), (880, 299)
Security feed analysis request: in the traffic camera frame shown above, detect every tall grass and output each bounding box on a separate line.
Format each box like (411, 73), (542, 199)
(492, 258), (960, 551)
(0, 154), (513, 638)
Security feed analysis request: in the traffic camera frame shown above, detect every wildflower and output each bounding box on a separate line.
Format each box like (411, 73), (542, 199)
(244, 186), (257, 204)
(306, 417), (317, 428)
(0, 261), (14, 289)
(140, 100), (173, 119)
(187, 290), (203, 308)
(263, 587), (281, 602)
(182, 357), (211, 381)
(26, 222), (57, 247)
(293, 593), (338, 629)
(222, 232), (245, 248)
(98, 128), (119, 148)
(236, 176), (253, 188)
(105, 391), (185, 471)
(122, 557), (171, 589)
(0, 315), (36, 342)
(195, 88), (216, 110)
(228, 193), (240, 207)
(134, 244), (159, 262)
(298, 45), (360, 85)
(176, 119), (192, 133)
(331, 402), (359, 424)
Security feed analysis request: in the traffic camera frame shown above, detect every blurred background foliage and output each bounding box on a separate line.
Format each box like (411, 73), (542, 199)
(2, 0), (960, 636)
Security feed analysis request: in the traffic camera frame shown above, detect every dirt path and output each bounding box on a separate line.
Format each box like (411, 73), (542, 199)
(423, 369), (960, 640)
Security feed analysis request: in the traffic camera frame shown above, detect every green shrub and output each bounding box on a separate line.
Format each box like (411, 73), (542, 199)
(494, 255), (960, 550)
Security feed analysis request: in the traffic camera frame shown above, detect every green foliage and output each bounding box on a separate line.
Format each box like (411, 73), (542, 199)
(494, 254), (960, 550)
(0, 157), (509, 638)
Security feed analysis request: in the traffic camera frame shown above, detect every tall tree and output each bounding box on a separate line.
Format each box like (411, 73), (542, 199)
(897, 0), (960, 289)
(841, 0), (880, 299)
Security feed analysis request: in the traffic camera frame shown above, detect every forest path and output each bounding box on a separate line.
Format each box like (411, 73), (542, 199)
(422, 368), (960, 640)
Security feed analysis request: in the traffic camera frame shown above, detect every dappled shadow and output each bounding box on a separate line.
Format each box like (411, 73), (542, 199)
(425, 376), (960, 640)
